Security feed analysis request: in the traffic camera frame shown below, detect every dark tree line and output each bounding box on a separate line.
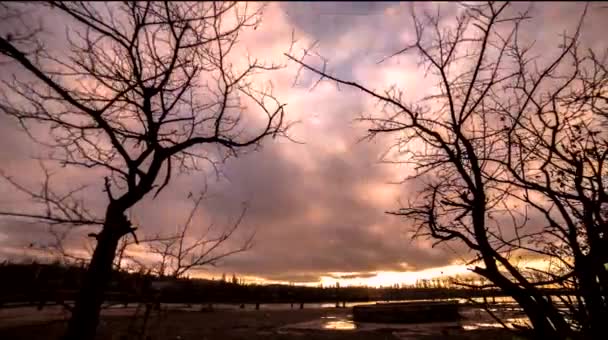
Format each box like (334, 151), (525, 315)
(0, 261), (551, 307)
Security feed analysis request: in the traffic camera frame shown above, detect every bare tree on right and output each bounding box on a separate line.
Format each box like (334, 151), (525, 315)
(287, 2), (607, 339)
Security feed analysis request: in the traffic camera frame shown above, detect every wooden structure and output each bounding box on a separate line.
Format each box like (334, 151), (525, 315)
(352, 300), (461, 324)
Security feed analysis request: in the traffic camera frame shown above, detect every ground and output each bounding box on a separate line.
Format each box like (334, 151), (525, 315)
(0, 306), (523, 340)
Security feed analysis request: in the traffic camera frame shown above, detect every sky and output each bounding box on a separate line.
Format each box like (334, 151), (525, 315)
(0, 2), (605, 287)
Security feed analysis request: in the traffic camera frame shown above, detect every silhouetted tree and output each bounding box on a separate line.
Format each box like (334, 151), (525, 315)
(494, 39), (608, 336)
(287, 2), (605, 339)
(135, 190), (254, 279)
(0, 2), (289, 339)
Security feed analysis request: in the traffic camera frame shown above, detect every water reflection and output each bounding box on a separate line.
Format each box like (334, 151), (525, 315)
(323, 320), (356, 330)
(462, 317), (530, 331)
(320, 315), (357, 330)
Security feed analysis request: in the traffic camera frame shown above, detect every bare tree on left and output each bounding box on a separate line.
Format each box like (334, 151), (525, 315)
(112, 188), (254, 279)
(0, 2), (289, 340)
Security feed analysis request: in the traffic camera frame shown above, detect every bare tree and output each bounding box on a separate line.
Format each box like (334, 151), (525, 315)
(287, 2), (605, 339)
(125, 189), (254, 279)
(0, 2), (289, 339)
(494, 38), (608, 336)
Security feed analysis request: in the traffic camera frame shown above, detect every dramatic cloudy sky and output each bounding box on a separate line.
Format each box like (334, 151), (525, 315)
(0, 2), (605, 286)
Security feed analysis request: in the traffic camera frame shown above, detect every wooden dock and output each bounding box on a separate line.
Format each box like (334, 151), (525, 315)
(352, 300), (461, 323)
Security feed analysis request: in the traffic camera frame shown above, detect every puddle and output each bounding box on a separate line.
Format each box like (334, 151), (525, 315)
(323, 320), (356, 330)
(317, 315), (357, 330)
(462, 317), (530, 330)
(283, 314), (462, 333)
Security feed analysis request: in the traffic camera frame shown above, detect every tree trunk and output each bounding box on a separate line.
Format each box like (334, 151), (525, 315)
(578, 260), (607, 340)
(498, 284), (555, 338)
(481, 269), (568, 339)
(518, 297), (561, 339)
(63, 223), (123, 340)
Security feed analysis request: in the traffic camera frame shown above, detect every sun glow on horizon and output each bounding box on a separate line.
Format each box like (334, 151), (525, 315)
(206, 258), (559, 288)
(182, 264), (473, 288)
(318, 264), (471, 288)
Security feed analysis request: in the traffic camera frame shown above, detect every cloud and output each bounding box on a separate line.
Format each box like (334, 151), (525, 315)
(0, 2), (604, 284)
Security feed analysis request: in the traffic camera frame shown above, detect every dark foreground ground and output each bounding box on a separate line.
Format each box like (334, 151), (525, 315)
(0, 307), (523, 340)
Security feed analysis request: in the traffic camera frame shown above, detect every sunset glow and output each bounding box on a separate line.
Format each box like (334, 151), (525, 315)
(318, 265), (471, 288)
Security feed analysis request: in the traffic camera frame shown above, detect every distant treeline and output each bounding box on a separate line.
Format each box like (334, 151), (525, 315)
(0, 262), (572, 306)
